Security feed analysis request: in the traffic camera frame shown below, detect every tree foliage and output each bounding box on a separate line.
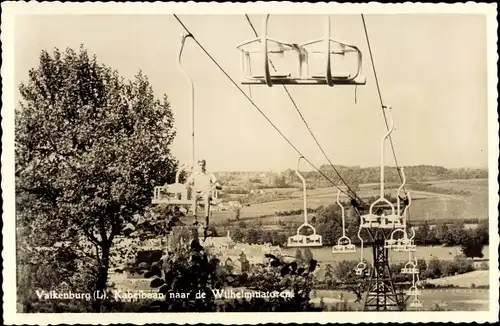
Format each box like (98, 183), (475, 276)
(16, 46), (178, 311)
(460, 231), (485, 259)
(130, 232), (321, 311)
(330, 260), (367, 303)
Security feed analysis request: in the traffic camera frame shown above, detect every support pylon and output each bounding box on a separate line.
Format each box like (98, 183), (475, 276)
(363, 229), (406, 311)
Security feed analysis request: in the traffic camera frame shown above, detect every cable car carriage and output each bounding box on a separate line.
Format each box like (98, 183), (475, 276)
(380, 168), (408, 228)
(406, 285), (421, 296)
(332, 236), (356, 253)
(287, 157), (323, 248)
(385, 228), (407, 251)
(401, 258), (419, 275)
(409, 298), (423, 308)
(151, 33), (222, 239)
(152, 164), (221, 217)
(360, 107), (405, 229)
(332, 190), (356, 253)
(384, 228), (416, 252)
(153, 165), (190, 206)
(287, 225), (323, 247)
(404, 227), (417, 252)
(236, 15), (366, 87)
(355, 261), (370, 277)
(353, 228), (370, 276)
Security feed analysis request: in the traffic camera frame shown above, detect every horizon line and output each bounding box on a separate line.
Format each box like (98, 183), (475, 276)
(212, 164), (490, 173)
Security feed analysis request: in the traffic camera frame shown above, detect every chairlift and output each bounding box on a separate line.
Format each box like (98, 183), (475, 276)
(403, 250), (424, 306)
(354, 228), (370, 276)
(406, 286), (420, 296)
(401, 192), (416, 251)
(360, 107), (396, 229)
(384, 228), (408, 251)
(415, 274), (423, 287)
(401, 258), (419, 274)
(332, 190), (356, 253)
(237, 15), (366, 87)
(153, 164), (192, 207)
(151, 34), (222, 231)
(355, 262), (369, 276)
(287, 157), (323, 248)
(379, 167), (406, 229)
(404, 227), (417, 252)
(409, 298), (423, 308)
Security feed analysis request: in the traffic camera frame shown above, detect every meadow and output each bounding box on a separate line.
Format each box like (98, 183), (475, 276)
(214, 178), (489, 223)
(310, 288), (490, 311)
(284, 245), (489, 280)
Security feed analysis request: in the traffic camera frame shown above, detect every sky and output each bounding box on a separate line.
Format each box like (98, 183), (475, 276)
(14, 13), (489, 172)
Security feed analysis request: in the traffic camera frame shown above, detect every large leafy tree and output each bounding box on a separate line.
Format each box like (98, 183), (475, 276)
(459, 230), (485, 259)
(16, 46), (178, 312)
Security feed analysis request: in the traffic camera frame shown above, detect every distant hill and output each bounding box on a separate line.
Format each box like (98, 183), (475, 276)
(215, 165), (488, 190)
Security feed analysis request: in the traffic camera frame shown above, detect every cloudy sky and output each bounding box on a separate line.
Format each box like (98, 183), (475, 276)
(15, 13), (489, 172)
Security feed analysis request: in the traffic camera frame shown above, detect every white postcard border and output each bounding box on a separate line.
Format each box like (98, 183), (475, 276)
(2, 1), (498, 324)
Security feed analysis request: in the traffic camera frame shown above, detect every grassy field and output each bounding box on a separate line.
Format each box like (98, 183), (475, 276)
(112, 278), (490, 311)
(311, 288), (490, 311)
(425, 270), (490, 287)
(281, 245), (490, 264)
(215, 178), (489, 223)
(280, 245), (490, 281)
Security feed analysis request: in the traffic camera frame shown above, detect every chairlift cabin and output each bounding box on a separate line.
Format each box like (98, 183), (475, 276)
(151, 33), (221, 225)
(384, 228), (408, 251)
(287, 157), (323, 248)
(401, 258), (419, 275)
(406, 286), (420, 296)
(355, 261), (370, 277)
(379, 168), (407, 228)
(403, 227), (417, 252)
(152, 164), (221, 215)
(236, 15), (366, 87)
(409, 299), (423, 308)
(332, 190), (356, 253)
(360, 107), (404, 229)
(353, 228), (369, 276)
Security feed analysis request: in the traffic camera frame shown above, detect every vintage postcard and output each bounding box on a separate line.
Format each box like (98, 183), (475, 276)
(2, 1), (498, 324)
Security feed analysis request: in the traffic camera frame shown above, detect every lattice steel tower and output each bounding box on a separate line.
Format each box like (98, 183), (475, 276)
(363, 227), (405, 310)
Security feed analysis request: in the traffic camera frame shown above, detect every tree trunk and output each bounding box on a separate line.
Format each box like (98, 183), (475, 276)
(91, 244), (110, 312)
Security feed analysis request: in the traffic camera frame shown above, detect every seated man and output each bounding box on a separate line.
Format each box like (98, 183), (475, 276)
(185, 159), (221, 238)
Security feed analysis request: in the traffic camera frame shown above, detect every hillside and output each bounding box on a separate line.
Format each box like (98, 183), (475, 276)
(213, 178), (489, 223)
(425, 270), (490, 288)
(215, 165), (488, 190)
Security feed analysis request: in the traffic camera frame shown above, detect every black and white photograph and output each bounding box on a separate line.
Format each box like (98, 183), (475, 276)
(2, 2), (498, 324)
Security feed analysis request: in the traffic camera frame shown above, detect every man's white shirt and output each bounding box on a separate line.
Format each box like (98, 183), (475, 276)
(187, 172), (218, 193)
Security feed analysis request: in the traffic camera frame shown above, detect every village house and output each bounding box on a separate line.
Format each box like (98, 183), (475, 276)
(109, 229), (282, 283)
(203, 231), (282, 273)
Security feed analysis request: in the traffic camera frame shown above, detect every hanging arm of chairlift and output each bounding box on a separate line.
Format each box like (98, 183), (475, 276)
(179, 33), (195, 168)
(396, 167), (406, 215)
(295, 156), (308, 226)
(367, 106), (395, 215)
(287, 157), (323, 247)
(332, 190), (356, 253)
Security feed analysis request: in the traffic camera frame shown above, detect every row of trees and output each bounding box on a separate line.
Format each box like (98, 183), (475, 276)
(229, 221), (288, 246)
(16, 46), (181, 312)
(323, 254), (481, 292)
(219, 165), (487, 191)
(225, 204), (488, 259)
